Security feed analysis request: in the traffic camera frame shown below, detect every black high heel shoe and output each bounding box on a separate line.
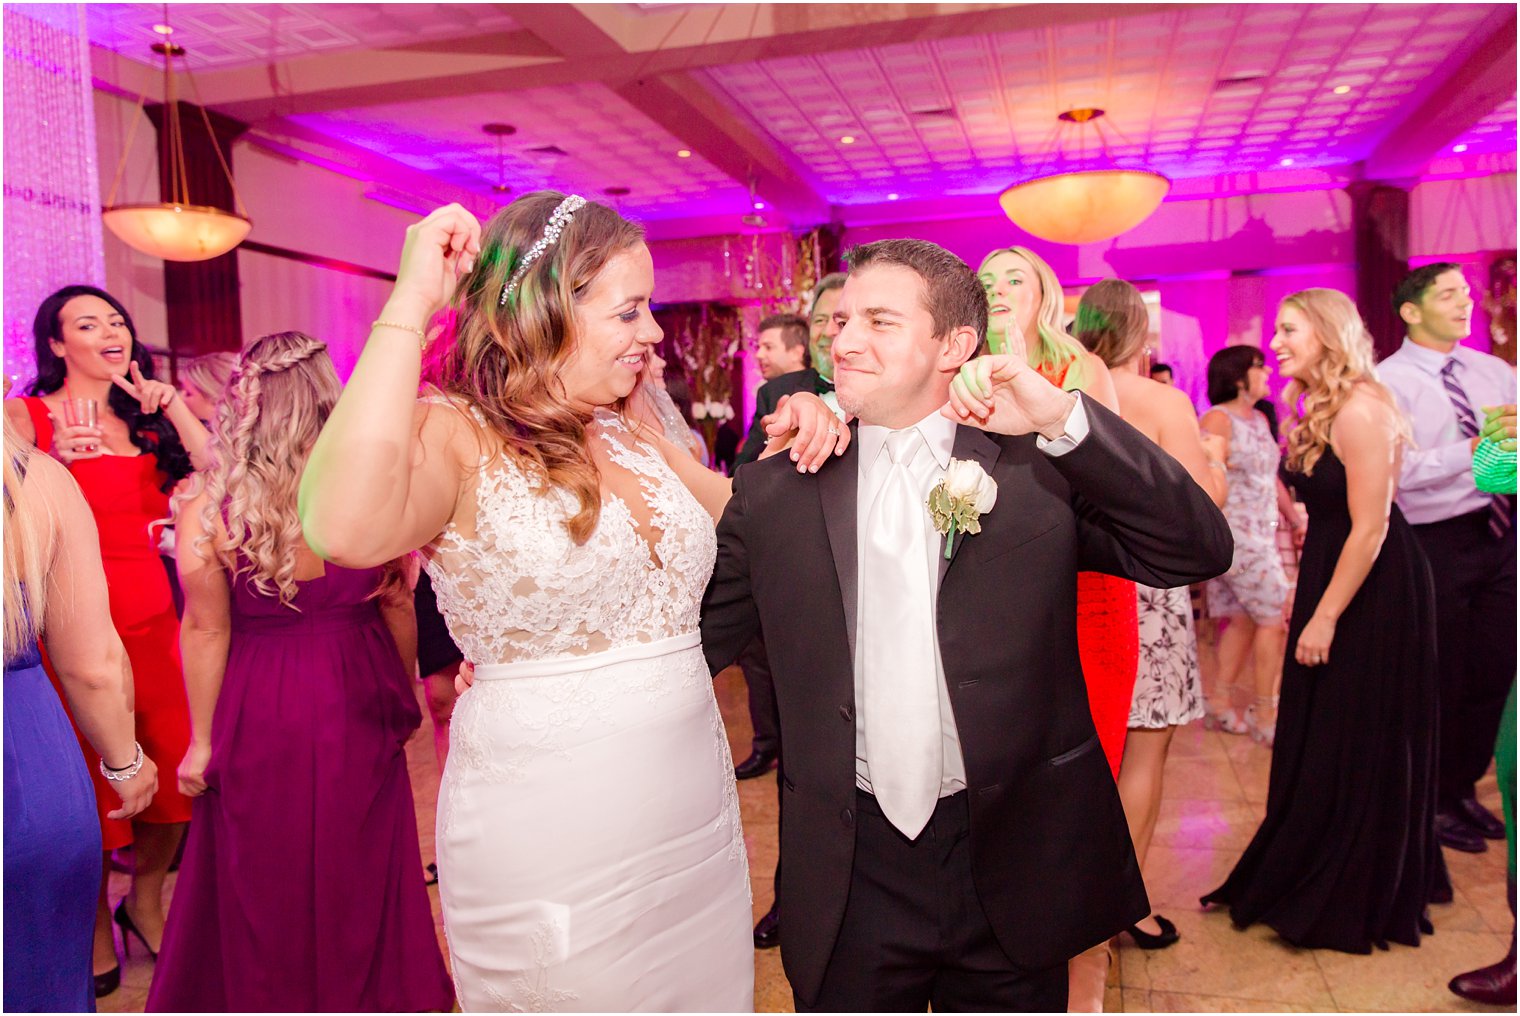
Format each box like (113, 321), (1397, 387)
(93, 964), (121, 998)
(1125, 913), (1180, 949)
(113, 900), (157, 959)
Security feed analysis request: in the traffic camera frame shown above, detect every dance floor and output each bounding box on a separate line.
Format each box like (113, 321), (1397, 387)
(99, 664), (1508, 1013)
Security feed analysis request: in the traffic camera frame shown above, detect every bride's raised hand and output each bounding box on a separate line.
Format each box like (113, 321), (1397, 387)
(762, 391), (851, 473)
(385, 204), (483, 322)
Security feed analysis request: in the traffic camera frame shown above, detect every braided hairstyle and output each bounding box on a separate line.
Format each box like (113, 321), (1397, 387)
(28, 285), (192, 492)
(178, 332), (342, 609)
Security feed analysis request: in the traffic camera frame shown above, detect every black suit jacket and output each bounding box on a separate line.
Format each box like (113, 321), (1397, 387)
(734, 368), (825, 469)
(701, 400), (1233, 1005)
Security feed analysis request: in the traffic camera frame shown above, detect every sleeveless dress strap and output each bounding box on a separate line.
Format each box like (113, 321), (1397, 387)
(20, 397), (53, 452)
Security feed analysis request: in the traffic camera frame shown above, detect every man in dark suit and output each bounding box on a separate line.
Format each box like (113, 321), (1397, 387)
(732, 314), (813, 782)
(732, 278), (848, 949)
(734, 274), (847, 470)
(701, 239), (1232, 1011)
(726, 313), (814, 790)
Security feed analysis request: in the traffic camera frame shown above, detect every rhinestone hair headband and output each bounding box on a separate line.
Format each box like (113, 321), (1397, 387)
(499, 194), (587, 306)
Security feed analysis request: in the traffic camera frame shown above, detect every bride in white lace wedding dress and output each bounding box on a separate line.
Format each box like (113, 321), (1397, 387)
(426, 403), (748, 1011)
(299, 195), (845, 1011)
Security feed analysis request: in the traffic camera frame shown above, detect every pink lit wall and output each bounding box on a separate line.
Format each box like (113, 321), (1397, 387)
(91, 70), (1515, 417)
(837, 173), (1514, 413)
(95, 86), (493, 379)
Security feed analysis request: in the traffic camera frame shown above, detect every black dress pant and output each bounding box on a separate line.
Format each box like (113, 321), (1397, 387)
(1413, 508), (1517, 808)
(739, 635), (780, 755)
(797, 791), (1066, 1013)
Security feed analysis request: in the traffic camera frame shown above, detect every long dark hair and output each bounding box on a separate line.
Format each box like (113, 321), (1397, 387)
(27, 285), (192, 492)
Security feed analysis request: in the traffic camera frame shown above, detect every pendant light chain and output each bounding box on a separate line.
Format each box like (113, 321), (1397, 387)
(184, 69), (250, 217)
(99, 3), (253, 261)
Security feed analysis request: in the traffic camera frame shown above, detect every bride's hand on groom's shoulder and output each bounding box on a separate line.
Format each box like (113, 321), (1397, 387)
(942, 354), (1078, 441)
(760, 392), (851, 473)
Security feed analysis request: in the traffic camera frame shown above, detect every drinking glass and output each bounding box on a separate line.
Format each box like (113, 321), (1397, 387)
(61, 397), (99, 453)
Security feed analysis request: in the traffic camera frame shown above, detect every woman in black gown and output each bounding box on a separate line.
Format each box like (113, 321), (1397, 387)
(1203, 287), (1448, 953)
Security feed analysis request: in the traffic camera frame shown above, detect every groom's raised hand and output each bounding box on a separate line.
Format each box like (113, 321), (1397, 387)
(942, 354), (1079, 440)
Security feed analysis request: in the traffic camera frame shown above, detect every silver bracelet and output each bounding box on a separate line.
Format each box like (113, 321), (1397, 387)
(99, 741), (145, 782)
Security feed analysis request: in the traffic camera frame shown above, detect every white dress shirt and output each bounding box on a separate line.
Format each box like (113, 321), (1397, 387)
(852, 396), (1090, 797)
(1379, 338), (1517, 525)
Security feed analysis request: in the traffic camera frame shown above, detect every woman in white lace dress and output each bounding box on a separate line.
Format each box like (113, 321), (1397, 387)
(299, 196), (845, 1012)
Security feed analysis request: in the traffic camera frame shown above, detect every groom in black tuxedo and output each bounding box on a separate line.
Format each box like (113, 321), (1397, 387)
(701, 239), (1232, 1011)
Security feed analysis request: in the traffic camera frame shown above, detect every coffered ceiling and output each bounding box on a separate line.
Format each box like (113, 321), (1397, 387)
(84, 3), (1518, 234)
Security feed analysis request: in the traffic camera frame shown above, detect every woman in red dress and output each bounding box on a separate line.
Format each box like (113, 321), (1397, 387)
(979, 247), (1136, 1011)
(4, 285), (208, 997)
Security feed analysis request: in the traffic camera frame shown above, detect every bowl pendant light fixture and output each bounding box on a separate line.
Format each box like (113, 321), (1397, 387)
(101, 21), (251, 262)
(998, 108), (1169, 245)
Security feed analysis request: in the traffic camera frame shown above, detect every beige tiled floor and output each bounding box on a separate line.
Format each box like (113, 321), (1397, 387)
(100, 667), (1511, 1013)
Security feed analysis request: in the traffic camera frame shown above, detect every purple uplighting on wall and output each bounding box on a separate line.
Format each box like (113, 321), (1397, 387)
(3, 4), (105, 389)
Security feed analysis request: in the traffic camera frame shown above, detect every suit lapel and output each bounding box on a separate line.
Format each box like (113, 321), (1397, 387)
(938, 425), (1002, 588)
(819, 428), (860, 661)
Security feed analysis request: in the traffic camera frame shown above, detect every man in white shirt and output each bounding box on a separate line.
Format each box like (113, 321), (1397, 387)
(702, 238), (1232, 1010)
(1381, 263), (1517, 855)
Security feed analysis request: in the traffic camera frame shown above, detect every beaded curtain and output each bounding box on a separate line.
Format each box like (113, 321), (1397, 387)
(3, 4), (106, 390)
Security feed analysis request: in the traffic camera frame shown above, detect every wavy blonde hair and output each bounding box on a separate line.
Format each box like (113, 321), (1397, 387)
(4, 413), (48, 661)
(978, 246), (1089, 389)
(177, 332), (343, 608)
(180, 351), (237, 406)
(423, 191), (646, 544)
(1279, 288), (1408, 474)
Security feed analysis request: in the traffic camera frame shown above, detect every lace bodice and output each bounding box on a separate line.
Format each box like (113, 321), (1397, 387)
(424, 404), (717, 666)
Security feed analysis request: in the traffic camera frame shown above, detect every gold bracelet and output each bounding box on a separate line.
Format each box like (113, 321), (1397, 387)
(372, 319), (428, 344)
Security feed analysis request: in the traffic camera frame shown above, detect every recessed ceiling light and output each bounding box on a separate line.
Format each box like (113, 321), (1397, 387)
(1280, 157), (1295, 166)
(1332, 85), (1351, 95)
(887, 193), (899, 201)
(753, 200), (765, 210)
(840, 135), (856, 145)
(151, 23), (174, 35)
(1453, 143), (1469, 153)
(676, 149), (692, 158)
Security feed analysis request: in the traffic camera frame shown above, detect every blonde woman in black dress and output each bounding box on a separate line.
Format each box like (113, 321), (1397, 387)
(1203, 288), (1446, 952)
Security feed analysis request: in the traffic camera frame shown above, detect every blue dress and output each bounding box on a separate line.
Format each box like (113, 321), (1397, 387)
(4, 635), (102, 1012)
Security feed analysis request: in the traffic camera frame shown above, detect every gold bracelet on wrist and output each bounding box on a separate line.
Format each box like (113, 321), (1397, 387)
(372, 320), (429, 345)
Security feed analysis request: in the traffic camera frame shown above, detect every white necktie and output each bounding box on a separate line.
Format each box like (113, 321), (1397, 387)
(861, 428), (942, 839)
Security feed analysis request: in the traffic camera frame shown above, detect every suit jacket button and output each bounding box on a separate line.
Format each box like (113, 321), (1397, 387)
(839, 704), (854, 722)
(841, 808), (854, 828)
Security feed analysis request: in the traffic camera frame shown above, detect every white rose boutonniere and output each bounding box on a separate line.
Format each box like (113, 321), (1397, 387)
(928, 458), (997, 560)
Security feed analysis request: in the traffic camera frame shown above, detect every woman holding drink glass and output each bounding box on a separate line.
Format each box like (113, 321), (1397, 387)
(4, 284), (207, 996)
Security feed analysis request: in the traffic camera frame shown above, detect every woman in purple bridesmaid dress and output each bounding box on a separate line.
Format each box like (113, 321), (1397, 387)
(146, 332), (452, 1012)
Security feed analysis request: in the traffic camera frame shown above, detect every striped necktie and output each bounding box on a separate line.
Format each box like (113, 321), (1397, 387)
(1441, 358), (1512, 539)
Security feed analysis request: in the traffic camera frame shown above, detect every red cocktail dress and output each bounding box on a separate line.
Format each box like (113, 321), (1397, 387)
(1033, 364), (1140, 777)
(22, 397), (192, 847)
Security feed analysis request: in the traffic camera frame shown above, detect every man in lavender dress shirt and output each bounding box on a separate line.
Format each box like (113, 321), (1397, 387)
(1382, 263), (1517, 855)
